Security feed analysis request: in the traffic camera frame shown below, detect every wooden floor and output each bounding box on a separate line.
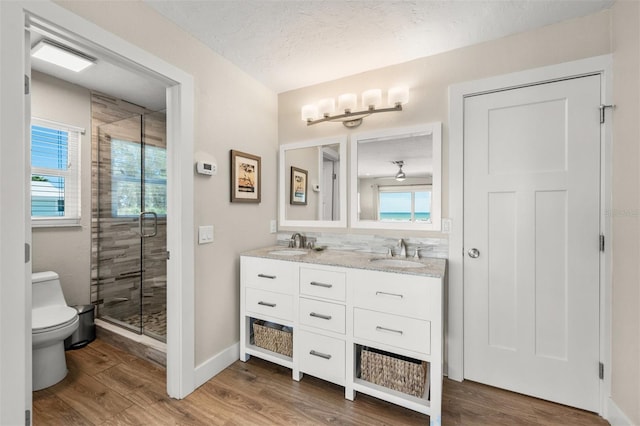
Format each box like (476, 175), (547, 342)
(33, 339), (609, 425)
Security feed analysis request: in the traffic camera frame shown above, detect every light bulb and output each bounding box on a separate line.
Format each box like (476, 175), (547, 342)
(301, 104), (318, 122)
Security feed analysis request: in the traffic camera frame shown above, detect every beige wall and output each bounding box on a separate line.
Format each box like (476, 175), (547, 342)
(53, 1), (640, 419)
(279, 10), (611, 239)
(611, 1), (640, 423)
(31, 71), (92, 306)
(279, 7), (640, 420)
(56, 0), (279, 365)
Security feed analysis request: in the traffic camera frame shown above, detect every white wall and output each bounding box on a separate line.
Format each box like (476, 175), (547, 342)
(31, 71), (92, 306)
(55, 0), (279, 366)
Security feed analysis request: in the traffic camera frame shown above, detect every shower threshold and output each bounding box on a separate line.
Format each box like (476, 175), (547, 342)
(95, 318), (166, 367)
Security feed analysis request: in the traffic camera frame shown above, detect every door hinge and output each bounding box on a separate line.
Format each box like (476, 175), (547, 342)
(166, 250), (171, 260)
(600, 234), (605, 252)
(24, 75), (30, 95)
(25, 409), (31, 426)
(599, 362), (604, 380)
(25, 243), (30, 263)
(599, 104), (615, 124)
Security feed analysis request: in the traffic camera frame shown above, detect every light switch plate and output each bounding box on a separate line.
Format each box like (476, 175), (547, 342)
(198, 225), (214, 244)
(442, 218), (451, 234)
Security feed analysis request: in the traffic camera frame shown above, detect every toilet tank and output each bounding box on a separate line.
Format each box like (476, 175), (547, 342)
(32, 271), (68, 309)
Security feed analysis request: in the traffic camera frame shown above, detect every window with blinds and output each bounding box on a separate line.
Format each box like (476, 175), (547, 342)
(31, 118), (82, 226)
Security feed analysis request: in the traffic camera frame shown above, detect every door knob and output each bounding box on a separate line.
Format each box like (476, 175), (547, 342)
(468, 248), (480, 258)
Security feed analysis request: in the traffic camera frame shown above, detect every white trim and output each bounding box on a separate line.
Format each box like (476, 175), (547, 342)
(194, 343), (240, 389)
(606, 398), (634, 426)
(32, 116), (86, 135)
(1, 2), (31, 423)
(0, 3), (196, 420)
(448, 55), (613, 416)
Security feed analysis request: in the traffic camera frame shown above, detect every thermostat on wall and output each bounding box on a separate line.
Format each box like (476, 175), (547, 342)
(196, 160), (216, 176)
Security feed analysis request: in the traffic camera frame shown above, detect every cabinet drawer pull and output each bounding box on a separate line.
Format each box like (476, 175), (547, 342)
(258, 273), (276, 279)
(310, 281), (333, 288)
(258, 301), (276, 307)
(375, 291), (403, 299)
(309, 312), (332, 320)
(309, 350), (332, 360)
(376, 326), (403, 335)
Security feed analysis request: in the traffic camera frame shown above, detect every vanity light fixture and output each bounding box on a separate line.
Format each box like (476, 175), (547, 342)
(393, 160), (406, 181)
(301, 86), (409, 128)
(31, 39), (96, 72)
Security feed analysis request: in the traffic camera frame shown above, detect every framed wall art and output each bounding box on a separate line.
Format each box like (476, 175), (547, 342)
(290, 166), (308, 205)
(230, 150), (261, 203)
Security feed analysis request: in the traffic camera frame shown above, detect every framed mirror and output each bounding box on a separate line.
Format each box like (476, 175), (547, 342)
(350, 122), (441, 230)
(279, 136), (347, 228)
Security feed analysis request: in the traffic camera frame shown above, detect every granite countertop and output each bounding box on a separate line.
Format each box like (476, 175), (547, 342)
(241, 245), (446, 278)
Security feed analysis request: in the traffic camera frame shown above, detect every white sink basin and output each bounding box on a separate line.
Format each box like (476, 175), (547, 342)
(369, 258), (425, 268)
(268, 249), (307, 256)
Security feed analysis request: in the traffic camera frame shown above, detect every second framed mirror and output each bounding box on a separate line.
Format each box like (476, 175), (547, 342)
(350, 122), (442, 231)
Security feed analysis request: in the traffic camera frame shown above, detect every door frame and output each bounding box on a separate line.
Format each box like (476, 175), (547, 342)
(448, 55), (612, 416)
(0, 1), (195, 421)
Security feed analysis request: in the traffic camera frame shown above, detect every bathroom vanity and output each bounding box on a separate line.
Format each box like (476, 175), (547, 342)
(239, 247), (445, 425)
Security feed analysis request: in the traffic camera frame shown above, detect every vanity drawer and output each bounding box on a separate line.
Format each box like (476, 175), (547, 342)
(300, 267), (346, 302)
(298, 330), (345, 385)
(245, 288), (293, 322)
(353, 308), (431, 355)
(242, 256), (296, 294)
(299, 297), (345, 334)
(352, 269), (434, 320)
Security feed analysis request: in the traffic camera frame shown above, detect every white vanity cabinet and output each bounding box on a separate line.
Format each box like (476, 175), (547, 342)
(349, 268), (442, 422)
(297, 265), (348, 386)
(240, 252), (444, 426)
(240, 256), (297, 368)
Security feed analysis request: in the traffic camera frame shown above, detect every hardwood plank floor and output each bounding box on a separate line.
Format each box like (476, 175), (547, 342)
(33, 339), (609, 425)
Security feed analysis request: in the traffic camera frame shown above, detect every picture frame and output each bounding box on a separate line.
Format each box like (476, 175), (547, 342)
(230, 150), (261, 203)
(290, 166), (308, 205)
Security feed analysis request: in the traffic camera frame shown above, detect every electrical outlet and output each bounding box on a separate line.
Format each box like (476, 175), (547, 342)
(270, 219), (277, 234)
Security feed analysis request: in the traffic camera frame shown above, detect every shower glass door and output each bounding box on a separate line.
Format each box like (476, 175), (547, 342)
(96, 111), (167, 342)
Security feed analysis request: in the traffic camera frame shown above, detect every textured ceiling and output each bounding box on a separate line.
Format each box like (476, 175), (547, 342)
(145, 0), (614, 93)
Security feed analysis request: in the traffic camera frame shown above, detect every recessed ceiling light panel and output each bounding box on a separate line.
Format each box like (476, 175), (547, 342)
(31, 40), (96, 72)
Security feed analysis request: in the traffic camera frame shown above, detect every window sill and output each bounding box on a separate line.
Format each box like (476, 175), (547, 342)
(32, 219), (82, 229)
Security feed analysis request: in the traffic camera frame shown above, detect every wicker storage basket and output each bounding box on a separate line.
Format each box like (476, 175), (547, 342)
(252, 321), (293, 357)
(360, 347), (428, 398)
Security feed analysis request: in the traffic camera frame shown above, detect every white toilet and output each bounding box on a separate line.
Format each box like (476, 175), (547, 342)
(32, 271), (79, 391)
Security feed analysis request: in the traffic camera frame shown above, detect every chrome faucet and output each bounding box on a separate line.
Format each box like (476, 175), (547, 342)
(397, 238), (407, 258)
(290, 232), (305, 249)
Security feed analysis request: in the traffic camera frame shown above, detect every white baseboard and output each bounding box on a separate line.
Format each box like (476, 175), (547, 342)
(194, 342), (240, 389)
(607, 397), (635, 426)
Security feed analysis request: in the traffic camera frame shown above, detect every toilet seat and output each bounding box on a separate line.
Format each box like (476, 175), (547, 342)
(33, 305), (78, 334)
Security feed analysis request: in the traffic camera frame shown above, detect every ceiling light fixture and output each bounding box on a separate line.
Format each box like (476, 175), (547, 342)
(301, 86), (409, 128)
(31, 39), (96, 72)
(392, 160), (406, 181)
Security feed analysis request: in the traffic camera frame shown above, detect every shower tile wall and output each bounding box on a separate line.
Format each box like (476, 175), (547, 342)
(90, 93), (166, 331)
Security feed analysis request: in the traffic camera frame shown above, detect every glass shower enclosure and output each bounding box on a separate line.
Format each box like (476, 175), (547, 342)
(96, 111), (167, 342)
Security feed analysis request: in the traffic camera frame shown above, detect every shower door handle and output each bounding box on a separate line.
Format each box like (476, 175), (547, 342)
(139, 211), (158, 237)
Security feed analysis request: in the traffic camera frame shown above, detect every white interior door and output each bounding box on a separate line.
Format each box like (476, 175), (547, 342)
(463, 74), (601, 411)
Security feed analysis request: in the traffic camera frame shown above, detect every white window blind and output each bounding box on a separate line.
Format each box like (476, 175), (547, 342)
(31, 118), (83, 227)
